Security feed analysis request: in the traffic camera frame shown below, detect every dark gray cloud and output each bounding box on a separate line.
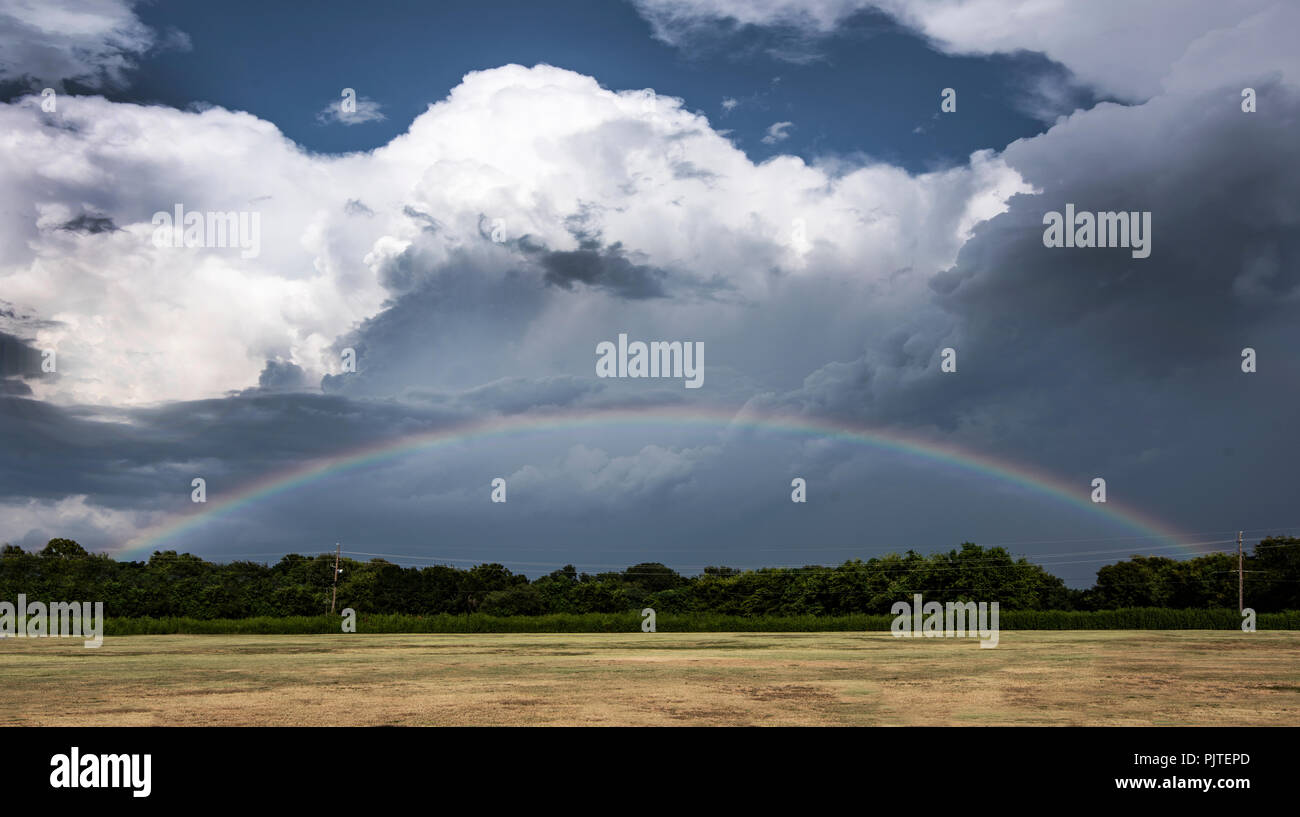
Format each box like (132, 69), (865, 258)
(58, 213), (118, 234)
(0, 330), (50, 396)
(470, 211), (673, 300)
(0, 331), (43, 378)
(536, 239), (669, 299)
(402, 205), (444, 234)
(749, 81), (1300, 533)
(257, 359), (311, 391)
(1, 383), (1168, 584)
(0, 391), (456, 509)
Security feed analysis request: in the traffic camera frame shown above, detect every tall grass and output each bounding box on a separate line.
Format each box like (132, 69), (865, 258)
(101, 608), (1300, 635)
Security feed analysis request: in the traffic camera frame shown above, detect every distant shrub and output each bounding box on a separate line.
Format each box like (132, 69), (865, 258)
(101, 608), (1300, 635)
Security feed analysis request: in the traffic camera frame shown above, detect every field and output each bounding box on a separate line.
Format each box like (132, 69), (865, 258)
(3, 631), (1300, 726)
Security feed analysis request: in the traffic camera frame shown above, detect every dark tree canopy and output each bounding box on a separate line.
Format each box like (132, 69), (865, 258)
(1, 537), (1296, 618)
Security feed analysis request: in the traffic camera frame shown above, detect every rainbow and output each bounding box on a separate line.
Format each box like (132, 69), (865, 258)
(113, 405), (1189, 560)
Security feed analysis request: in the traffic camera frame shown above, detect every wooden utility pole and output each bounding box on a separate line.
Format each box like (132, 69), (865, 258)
(331, 543), (341, 614)
(1237, 531), (1244, 614)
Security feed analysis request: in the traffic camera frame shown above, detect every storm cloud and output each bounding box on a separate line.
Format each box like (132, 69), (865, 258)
(1, 3), (1296, 583)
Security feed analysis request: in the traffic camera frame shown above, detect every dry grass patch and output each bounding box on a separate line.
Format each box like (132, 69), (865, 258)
(1, 631), (1297, 726)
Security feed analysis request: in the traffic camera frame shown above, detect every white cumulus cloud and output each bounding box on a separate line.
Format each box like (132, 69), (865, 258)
(0, 63), (1029, 407)
(0, 0), (183, 89)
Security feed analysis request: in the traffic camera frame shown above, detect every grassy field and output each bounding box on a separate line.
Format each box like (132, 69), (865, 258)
(96, 608), (1300, 633)
(3, 631), (1299, 726)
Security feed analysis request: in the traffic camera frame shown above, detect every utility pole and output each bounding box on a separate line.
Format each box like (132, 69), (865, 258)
(1237, 531), (1244, 615)
(331, 543), (341, 614)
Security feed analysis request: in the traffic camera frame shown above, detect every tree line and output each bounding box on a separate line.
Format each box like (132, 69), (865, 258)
(2, 537), (1298, 619)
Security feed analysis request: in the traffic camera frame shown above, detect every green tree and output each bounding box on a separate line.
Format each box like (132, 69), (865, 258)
(39, 538), (88, 559)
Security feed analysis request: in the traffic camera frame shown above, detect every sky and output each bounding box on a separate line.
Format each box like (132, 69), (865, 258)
(0, 0), (1297, 586)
